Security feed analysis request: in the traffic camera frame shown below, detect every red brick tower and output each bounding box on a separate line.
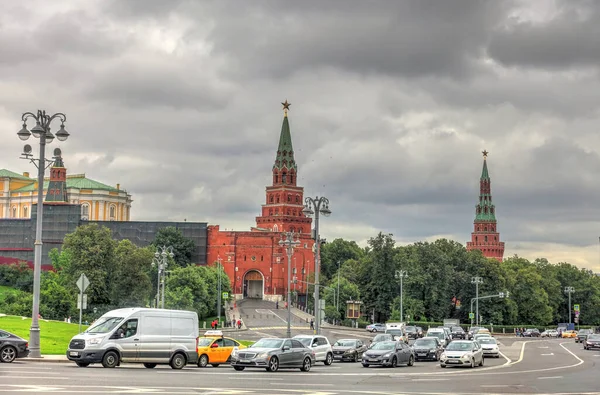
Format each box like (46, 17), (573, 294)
(466, 150), (505, 261)
(45, 150), (69, 204)
(255, 100), (312, 234)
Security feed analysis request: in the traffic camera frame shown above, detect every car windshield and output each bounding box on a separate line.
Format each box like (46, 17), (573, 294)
(371, 341), (395, 350)
(198, 338), (214, 347)
(428, 332), (444, 339)
(251, 339), (284, 349)
(405, 326), (416, 332)
(446, 342), (473, 351)
(414, 339), (437, 348)
(373, 335), (391, 342)
(478, 338), (496, 344)
(386, 329), (402, 335)
(85, 317), (123, 334)
(587, 334), (600, 340)
(451, 327), (464, 332)
(296, 338), (313, 347)
(334, 340), (357, 347)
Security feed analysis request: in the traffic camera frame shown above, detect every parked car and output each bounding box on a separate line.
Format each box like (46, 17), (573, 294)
(523, 329), (540, 337)
(230, 338), (315, 372)
(467, 326), (485, 340)
(366, 323), (386, 333)
(415, 326), (424, 338)
(412, 336), (443, 361)
(0, 330), (29, 363)
(576, 329), (593, 343)
(332, 339), (367, 362)
(477, 337), (500, 358)
(440, 340), (484, 368)
(196, 330), (247, 368)
(583, 334), (600, 350)
(450, 326), (466, 340)
(293, 335), (334, 365)
(361, 340), (415, 368)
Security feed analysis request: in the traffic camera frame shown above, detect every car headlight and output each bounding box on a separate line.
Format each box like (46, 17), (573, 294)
(382, 353), (391, 358)
(87, 337), (103, 345)
(440, 353), (446, 359)
(256, 352), (269, 359)
(430, 349), (437, 353)
(462, 353), (472, 359)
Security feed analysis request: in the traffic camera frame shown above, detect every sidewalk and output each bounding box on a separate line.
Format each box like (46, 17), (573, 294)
(25, 355), (68, 363)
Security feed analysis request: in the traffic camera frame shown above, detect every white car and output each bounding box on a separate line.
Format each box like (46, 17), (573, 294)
(541, 329), (559, 338)
(477, 337), (500, 358)
(293, 335), (334, 365)
(440, 340), (484, 368)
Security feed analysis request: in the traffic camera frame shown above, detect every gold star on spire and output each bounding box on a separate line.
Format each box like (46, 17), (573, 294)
(281, 99), (291, 116)
(482, 150), (489, 159)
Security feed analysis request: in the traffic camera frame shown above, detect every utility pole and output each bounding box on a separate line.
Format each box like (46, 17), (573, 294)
(565, 286), (575, 324)
(395, 270), (408, 322)
(279, 231), (300, 338)
(471, 277), (483, 326)
(336, 261), (341, 313)
(217, 256), (223, 326)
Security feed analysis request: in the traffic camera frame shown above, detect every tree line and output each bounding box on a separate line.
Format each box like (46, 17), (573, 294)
(0, 224), (230, 322)
(314, 233), (600, 327)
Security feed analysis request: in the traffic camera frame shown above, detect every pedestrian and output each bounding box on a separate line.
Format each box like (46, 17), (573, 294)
(211, 320), (215, 330)
(237, 319), (242, 329)
(214, 319), (218, 329)
(310, 319), (314, 330)
(276, 301), (279, 309)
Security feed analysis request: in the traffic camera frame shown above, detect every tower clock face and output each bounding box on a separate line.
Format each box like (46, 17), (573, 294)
(251, 256), (256, 261)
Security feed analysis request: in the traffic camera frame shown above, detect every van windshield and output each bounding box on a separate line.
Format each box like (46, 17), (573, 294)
(86, 317), (124, 334)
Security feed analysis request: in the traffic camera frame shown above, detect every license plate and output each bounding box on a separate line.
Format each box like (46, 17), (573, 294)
(418, 353), (426, 356)
(69, 351), (79, 357)
(447, 360), (459, 363)
(369, 359), (378, 362)
(240, 359), (250, 363)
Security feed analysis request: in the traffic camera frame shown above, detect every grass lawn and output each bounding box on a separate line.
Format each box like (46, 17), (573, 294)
(0, 315), (88, 355)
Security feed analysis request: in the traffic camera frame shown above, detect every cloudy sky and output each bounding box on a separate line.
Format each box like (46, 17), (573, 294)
(1, 0), (600, 271)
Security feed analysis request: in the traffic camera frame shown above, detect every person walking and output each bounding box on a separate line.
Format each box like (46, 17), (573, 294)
(310, 319), (314, 330)
(237, 319), (242, 329)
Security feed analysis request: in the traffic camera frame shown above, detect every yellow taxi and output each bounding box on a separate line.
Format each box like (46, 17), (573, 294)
(197, 330), (247, 367)
(561, 330), (577, 338)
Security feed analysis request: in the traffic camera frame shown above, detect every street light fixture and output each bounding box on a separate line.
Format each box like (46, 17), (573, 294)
(394, 270), (408, 322)
(153, 246), (174, 308)
(471, 277), (483, 326)
(564, 286), (575, 324)
(279, 231), (301, 338)
(302, 196), (331, 335)
(17, 110), (68, 358)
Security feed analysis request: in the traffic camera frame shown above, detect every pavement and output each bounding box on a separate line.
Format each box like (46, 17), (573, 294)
(4, 338), (598, 394)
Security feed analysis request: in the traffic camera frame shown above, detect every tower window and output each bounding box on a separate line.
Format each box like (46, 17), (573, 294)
(23, 206), (28, 218)
(12, 206), (17, 218)
(295, 195), (300, 203)
(82, 203), (90, 218)
(275, 175), (278, 183)
(287, 195), (291, 202)
(282, 173), (287, 183)
(269, 209), (273, 215)
(270, 196), (274, 203)
(261, 255), (264, 261)
(273, 224), (278, 232)
(485, 236), (488, 242)
(244, 255), (246, 261)
(276, 196), (280, 203)
(109, 205), (116, 221)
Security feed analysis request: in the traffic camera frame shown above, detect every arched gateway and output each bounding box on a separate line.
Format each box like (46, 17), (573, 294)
(243, 270), (264, 299)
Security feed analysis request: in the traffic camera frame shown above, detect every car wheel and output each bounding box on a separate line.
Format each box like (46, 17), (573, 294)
(198, 354), (209, 368)
(0, 346), (17, 363)
(324, 353), (333, 365)
(211, 364), (220, 367)
(353, 352), (358, 362)
(440, 364), (446, 368)
(362, 363), (369, 367)
(300, 357), (311, 372)
(479, 357), (484, 366)
(407, 355), (414, 367)
(470, 358), (475, 368)
(143, 363), (157, 369)
(267, 356), (279, 372)
(102, 351), (119, 368)
(390, 356), (397, 368)
(76, 362), (89, 367)
(233, 366), (245, 371)
(170, 353), (186, 370)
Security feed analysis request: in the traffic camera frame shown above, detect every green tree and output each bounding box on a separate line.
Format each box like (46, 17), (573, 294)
(362, 233), (397, 322)
(320, 238), (365, 281)
(40, 271), (75, 320)
(112, 240), (153, 307)
(152, 226), (196, 267)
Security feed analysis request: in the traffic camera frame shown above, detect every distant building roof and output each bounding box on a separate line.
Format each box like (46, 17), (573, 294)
(0, 169), (33, 181)
(12, 174), (122, 193)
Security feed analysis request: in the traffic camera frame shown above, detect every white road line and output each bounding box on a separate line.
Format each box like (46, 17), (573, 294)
(226, 377), (284, 380)
(0, 370), (62, 374)
(0, 376), (70, 380)
(481, 384), (523, 387)
(538, 376), (563, 379)
(541, 353), (555, 355)
(272, 383), (334, 386)
(329, 330), (373, 340)
(411, 378), (449, 381)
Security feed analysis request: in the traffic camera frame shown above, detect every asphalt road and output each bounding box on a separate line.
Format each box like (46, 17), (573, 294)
(2, 338), (599, 394)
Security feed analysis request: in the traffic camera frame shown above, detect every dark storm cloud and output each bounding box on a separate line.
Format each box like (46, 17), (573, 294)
(488, 0), (600, 70)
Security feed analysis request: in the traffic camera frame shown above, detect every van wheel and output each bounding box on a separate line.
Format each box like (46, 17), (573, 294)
(170, 353), (186, 370)
(143, 363), (157, 369)
(324, 353), (333, 365)
(102, 351), (119, 368)
(197, 354), (209, 368)
(233, 366), (245, 371)
(76, 362), (89, 367)
(211, 364), (220, 367)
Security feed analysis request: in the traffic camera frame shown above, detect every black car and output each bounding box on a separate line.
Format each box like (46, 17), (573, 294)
(523, 329), (540, 337)
(583, 334), (600, 350)
(0, 330), (29, 363)
(450, 326), (466, 340)
(332, 339), (367, 362)
(405, 326), (419, 340)
(576, 329), (593, 343)
(412, 337), (443, 361)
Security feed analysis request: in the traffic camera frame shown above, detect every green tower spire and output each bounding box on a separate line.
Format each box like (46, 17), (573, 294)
(273, 100), (297, 171)
(475, 150), (495, 221)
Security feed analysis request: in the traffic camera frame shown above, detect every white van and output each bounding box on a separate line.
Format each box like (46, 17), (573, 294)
(385, 322), (408, 343)
(66, 308), (199, 369)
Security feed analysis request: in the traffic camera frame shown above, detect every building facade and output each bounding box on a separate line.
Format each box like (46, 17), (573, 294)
(207, 103), (316, 304)
(0, 153), (132, 222)
(466, 150), (505, 261)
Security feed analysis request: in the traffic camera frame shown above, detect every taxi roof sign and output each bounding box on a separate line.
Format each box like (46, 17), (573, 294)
(204, 330), (224, 337)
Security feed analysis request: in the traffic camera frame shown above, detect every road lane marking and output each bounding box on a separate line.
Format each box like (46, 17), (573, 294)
(539, 376), (563, 379)
(481, 384), (523, 388)
(0, 376), (69, 380)
(411, 378), (449, 381)
(272, 383), (334, 386)
(541, 353), (555, 355)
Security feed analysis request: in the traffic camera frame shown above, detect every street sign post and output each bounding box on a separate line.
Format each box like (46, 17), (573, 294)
(76, 274), (90, 333)
(469, 312), (474, 319)
(222, 292), (228, 299)
(574, 304), (580, 312)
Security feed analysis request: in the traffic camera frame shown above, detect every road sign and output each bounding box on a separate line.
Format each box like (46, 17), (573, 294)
(222, 292), (228, 299)
(575, 311), (580, 316)
(76, 274), (90, 293)
(469, 312), (474, 319)
(574, 304), (580, 312)
(77, 294), (87, 310)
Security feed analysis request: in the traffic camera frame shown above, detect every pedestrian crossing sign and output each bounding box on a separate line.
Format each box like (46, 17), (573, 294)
(222, 292), (228, 299)
(574, 304), (580, 312)
(469, 312), (474, 319)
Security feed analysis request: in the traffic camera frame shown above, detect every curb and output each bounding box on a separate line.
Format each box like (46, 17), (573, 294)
(24, 357), (69, 363)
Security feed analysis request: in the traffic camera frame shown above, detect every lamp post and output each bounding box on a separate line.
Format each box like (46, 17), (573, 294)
(394, 270), (408, 322)
(279, 231), (301, 338)
(216, 256), (223, 326)
(471, 277), (483, 326)
(17, 110), (69, 358)
(302, 196), (331, 335)
(153, 246), (174, 308)
(564, 286), (575, 324)
(336, 260), (341, 313)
